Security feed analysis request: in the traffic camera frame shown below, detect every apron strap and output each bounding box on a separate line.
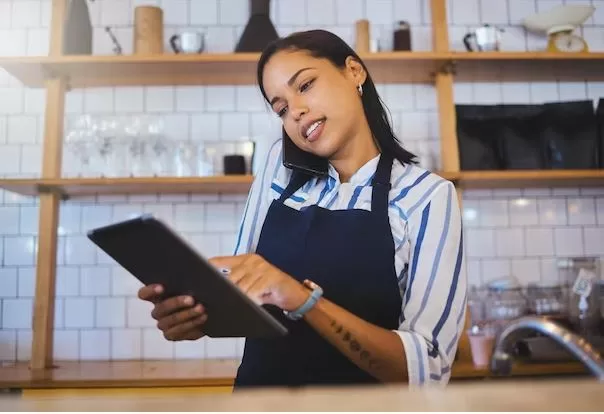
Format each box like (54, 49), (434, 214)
(279, 170), (312, 203)
(280, 154), (393, 211)
(371, 153), (393, 214)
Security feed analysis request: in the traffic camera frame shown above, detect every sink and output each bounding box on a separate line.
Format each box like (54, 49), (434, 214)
(490, 316), (604, 381)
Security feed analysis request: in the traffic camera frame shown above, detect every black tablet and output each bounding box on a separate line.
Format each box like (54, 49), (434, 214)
(87, 214), (288, 339)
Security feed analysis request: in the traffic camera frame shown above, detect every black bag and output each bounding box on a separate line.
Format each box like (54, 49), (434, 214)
(542, 100), (598, 169)
(597, 98), (604, 168)
(455, 104), (505, 170)
(498, 104), (548, 170)
(456, 101), (600, 171)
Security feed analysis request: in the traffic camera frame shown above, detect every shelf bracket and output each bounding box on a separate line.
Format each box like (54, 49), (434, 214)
(429, 60), (457, 82)
(39, 64), (72, 91)
(40, 64), (58, 80)
(36, 184), (69, 201)
(438, 60), (457, 76)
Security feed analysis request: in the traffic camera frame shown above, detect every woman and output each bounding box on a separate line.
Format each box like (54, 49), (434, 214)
(138, 30), (466, 388)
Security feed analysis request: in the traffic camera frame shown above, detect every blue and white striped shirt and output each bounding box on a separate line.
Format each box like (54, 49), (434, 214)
(234, 139), (467, 386)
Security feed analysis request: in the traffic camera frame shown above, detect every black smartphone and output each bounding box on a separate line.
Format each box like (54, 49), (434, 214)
(282, 128), (328, 177)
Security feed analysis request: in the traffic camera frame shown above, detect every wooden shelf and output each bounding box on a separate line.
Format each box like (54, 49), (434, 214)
(0, 176), (254, 198)
(454, 170), (604, 189)
(0, 52), (444, 88)
(1, 173), (458, 198)
(449, 51), (604, 82)
(2, 52), (604, 88)
(1, 171), (602, 199)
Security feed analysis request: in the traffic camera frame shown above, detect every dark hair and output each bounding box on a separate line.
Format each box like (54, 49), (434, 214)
(256, 29), (417, 166)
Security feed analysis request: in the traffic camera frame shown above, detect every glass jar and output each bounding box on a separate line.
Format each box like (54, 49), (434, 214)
(526, 283), (567, 317)
(557, 257), (601, 336)
(598, 280), (604, 320)
(467, 286), (487, 325)
(485, 277), (528, 335)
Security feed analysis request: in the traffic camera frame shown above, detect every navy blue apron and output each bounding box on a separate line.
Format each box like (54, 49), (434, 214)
(234, 152), (402, 388)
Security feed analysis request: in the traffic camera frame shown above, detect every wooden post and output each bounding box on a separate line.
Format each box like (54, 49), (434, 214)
(431, 0), (460, 173)
(430, 0), (449, 52)
(455, 187), (472, 363)
(431, 0), (470, 363)
(30, 0), (68, 372)
(436, 74), (460, 172)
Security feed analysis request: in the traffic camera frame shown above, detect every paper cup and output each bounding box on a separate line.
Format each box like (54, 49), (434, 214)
(468, 330), (496, 367)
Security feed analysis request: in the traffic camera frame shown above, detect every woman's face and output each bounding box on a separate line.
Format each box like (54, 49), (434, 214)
(261, 49), (367, 159)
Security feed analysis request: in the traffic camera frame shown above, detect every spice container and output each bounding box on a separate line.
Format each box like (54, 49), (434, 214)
(134, 6), (164, 54)
(355, 19), (370, 53)
(393, 21), (411, 51)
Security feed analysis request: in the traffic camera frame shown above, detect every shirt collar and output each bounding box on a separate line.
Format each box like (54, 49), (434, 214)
(327, 153), (381, 185)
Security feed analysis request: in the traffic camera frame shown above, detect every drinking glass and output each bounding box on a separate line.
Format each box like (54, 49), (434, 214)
(173, 140), (197, 177)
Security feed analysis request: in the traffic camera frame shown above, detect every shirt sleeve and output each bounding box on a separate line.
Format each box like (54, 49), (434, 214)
(394, 180), (467, 386)
(233, 138), (283, 255)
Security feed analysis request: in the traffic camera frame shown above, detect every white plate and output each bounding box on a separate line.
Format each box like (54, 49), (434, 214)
(522, 5), (595, 35)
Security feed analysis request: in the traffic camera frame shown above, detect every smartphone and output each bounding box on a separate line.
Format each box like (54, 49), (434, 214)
(282, 128), (328, 177)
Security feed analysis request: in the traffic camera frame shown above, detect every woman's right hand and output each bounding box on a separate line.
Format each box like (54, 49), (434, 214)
(137, 284), (208, 341)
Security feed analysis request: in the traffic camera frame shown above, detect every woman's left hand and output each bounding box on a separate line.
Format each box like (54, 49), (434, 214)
(209, 254), (309, 311)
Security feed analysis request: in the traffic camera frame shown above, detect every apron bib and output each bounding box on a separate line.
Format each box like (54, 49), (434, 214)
(234, 153), (402, 388)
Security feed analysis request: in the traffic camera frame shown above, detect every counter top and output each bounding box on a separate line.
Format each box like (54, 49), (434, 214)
(0, 359), (589, 389)
(2, 379), (603, 411)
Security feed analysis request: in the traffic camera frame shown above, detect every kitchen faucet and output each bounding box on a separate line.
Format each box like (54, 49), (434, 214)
(490, 316), (604, 382)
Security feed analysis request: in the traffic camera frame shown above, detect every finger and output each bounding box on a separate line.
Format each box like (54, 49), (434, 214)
(236, 270), (263, 294)
(157, 303), (205, 331)
(151, 295), (195, 320)
(209, 255), (246, 271)
(183, 329), (206, 341)
(138, 284), (164, 303)
(164, 314), (208, 341)
(227, 266), (249, 286)
(246, 279), (272, 306)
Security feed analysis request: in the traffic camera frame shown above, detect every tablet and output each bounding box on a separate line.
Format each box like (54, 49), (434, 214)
(87, 214), (288, 339)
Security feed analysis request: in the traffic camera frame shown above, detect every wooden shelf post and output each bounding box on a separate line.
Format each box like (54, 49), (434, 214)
(30, 0), (69, 372)
(430, 0), (472, 364)
(431, 0), (459, 174)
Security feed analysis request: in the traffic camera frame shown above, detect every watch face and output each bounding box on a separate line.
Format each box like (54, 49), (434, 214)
(303, 279), (320, 290)
(554, 34), (585, 52)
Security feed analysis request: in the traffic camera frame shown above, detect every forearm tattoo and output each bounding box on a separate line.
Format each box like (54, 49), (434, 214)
(331, 319), (381, 369)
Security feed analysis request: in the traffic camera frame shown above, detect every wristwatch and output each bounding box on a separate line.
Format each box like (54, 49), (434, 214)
(283, 279), (323, 320)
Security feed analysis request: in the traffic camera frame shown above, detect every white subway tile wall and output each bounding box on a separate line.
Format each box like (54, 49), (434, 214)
(0, 0), (603, 362)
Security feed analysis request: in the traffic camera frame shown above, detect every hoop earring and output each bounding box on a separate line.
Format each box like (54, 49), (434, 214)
(357, 83), (363, 96)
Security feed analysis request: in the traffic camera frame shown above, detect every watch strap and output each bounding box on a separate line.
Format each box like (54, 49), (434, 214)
(284, 280), (323, 320)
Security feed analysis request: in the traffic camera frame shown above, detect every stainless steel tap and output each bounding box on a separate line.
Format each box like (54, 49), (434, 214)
(490, 316), (604, 382)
